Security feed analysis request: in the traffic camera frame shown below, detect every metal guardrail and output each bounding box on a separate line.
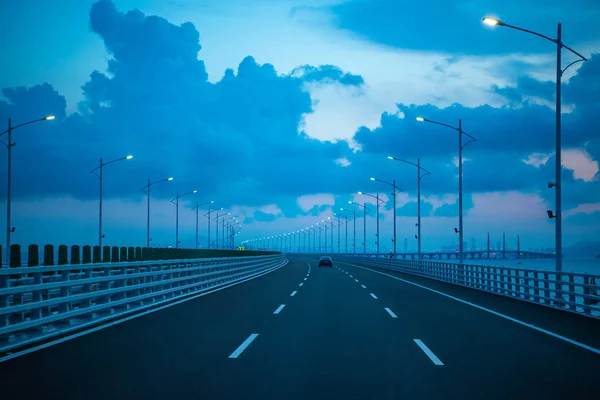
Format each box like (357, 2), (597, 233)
(336, 255), (600, 319)
(0, 254), (286, 352)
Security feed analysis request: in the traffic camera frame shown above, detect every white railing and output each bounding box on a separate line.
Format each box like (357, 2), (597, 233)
(336, 255), (600, 319)
(0, 254), (286, 352)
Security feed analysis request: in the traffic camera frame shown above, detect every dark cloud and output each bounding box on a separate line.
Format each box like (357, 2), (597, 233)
(434, 195), (474, 217)
(0, 0), (361, 209)
(254, 211), (278, 222)
(324, 0), (599, 54)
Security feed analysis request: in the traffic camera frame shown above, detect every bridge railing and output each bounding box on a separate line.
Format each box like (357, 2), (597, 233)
(0, 254), (286, 353)
(336, 255), (600, 319)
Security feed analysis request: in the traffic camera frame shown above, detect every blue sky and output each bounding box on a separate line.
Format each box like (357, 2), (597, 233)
(1, 0), (599, 251)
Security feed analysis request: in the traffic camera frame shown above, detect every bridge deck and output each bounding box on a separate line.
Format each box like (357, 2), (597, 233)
(1, 255), (598, 399)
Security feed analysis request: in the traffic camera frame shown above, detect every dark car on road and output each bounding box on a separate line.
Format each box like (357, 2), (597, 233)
(318, 256), (333, 268)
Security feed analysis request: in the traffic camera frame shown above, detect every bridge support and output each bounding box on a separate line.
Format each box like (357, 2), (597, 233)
(487, 232), (490, 258)
(517, 234), (520, 259)
(502, 233), (506, 259)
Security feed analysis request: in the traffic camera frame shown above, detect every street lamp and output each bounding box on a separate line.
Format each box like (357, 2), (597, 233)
(170, 190), (197, 248)
(358, 191), (385, 255)
(192, 200), (214, 249)
(482, 17), (587, 273)
(90, 155), (133, 248)
(213, 211), (230, 249)
(341, 206), (358, 254)
(349, 201), (370, 254)
(388, 156), (431, 260)
(370, 177), (403, 256)
(416, 116), (476, 264)
(204, 207), (223, 249)
(140, 177), (173, 248)
(1, 115), (55, 263)
(334, 212), (348, 254)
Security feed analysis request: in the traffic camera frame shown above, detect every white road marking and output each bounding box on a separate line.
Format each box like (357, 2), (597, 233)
(0, 259), (289, 363)
(414, 339), (444, 366)
(304, 278), (307, 281)
(354, 279), (359, 283)
(273, 304), (286, 314)
(229, 334), (259, 359)
(361, 284), (367, 289)
(339, 261), (600, 356)
(299, 283), (304, 287)
(290, 291), (297, 296)
(370, 293), (378, 299)
(384, 307), (398, 318)
(350, 275), (353, 278)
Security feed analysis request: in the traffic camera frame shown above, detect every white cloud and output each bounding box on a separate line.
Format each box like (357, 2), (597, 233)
(297, 193), (335, 212)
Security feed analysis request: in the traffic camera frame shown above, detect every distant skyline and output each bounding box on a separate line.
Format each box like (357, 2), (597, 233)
(1, 0), (599, 250)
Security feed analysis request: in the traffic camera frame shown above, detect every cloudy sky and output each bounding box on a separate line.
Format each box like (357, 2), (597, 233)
(1, 0), (599, 252)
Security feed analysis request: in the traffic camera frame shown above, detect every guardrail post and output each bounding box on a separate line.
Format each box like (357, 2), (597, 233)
(10, 244), (21, 267)
(28, 244), (39, 267)
(568, 274), (576, 311)
(142, 247), (150, 261)
(71, 245), (81, 265)
(102, 246), (111, 263)
(93, 246), (101, 263)
(58, 245), (68, 265)
(135, 247), (142, 261)
(82, 245), (91, 264)
(582, 276), (592, 315)
(111, 246), (119, 263)
(127, 247), (134, 262)
(28, 244), (42, 319)
(119, 247), (127, 262)
(43, 245), (54, 278)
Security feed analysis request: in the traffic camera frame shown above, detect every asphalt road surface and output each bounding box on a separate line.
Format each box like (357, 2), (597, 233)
(1, 255), (599, 399)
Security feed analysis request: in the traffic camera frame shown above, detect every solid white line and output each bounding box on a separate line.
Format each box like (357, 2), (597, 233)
(273, 304), (286, 314)
(299, 282), (304, 287)
(361, 284), (367, 289)
(0, 260), (288, 363)
(354, 279), (359, 283)
(229, 334), (259, 359)
(370, 293), (378, 299)
(414, 339), (444, 366)
(339, 261), (600, 356)
(290, 291), (297, 297)
(384, 307), (398, 318)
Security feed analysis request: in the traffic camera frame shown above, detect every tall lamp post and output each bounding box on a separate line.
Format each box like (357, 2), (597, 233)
(170, 190), (197, 248)
(370, 177), (403, 256)
(213, 211), (230, 249)
(336, 211), (350, 254)
(388, 156), (431, 260)
(90, 155), (133, 248)
(1, 115), (55, 263)
(340, 207), (357, 254)
(357, 192), (385, 255)
(192, 200), (214, 249)
(482, 17), (587, 273)
(349, 201), (370, 254)
(140, 177), (173, 248)
(416, 117), (476, 264)
(204, 207), (223, 249)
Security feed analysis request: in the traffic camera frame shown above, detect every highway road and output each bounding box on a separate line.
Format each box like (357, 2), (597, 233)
(1, 255), (600, 399)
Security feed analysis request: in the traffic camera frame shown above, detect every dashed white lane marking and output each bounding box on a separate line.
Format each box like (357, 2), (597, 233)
(299, 283), (304, 287)
(273, 304), (286, 314)
(350, 275), (353, 278)
(339, 261), (600, 357)
(229, 334), (259, 359)
(414, 339), (444, 366)
(354, 279), (359, 283)
(370, 293), (378, 299)
(290, 291), (297, 296)
(384, 307), (398, 318)
(304, 278), (307, 281)
(361, 284), (367, 289)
